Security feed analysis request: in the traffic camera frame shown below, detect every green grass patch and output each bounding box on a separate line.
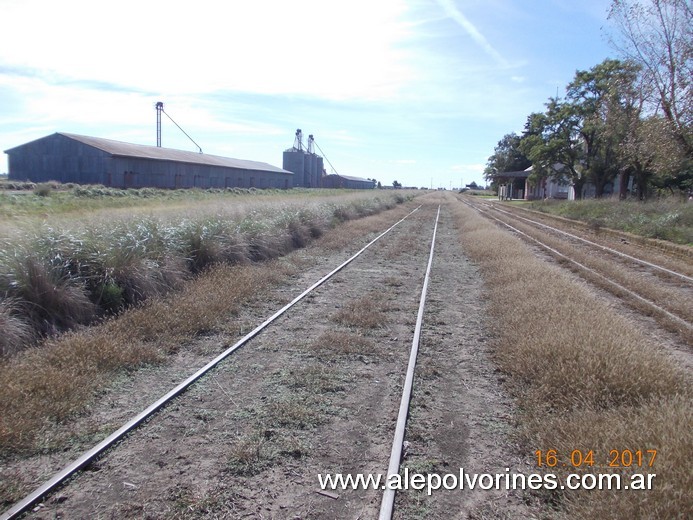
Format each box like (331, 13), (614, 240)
(527, 198), (693, 245)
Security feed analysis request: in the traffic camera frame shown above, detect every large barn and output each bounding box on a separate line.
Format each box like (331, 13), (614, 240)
(4, 133), (294, 189)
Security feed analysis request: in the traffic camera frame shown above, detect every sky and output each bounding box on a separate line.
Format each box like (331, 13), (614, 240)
(0, 0), (618, 189)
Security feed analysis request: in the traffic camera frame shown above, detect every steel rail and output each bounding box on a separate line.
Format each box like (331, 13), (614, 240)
(379, 205), (441, 519)
(464, 201), (693, 333)
(489, 205), (693, 283)
(1, 205), (422, 520)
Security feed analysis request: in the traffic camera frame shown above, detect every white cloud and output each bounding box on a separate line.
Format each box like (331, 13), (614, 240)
(435, 0), (508, 66)
(0, 0), (415, 101)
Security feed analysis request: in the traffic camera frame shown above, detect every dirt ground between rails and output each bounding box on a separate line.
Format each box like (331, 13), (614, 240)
(10, 196), (543, 519)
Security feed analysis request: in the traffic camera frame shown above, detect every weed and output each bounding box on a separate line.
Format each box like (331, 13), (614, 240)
(0, 191), (418, 457)
(0, 298), (34, 357)
(33, 183), (54, 197)
(264, 396), (325, 429)
(282, 364), (344, 394)
(227, 432), (276, 476)
(0, 191), (410, 355)
(6, 255), (96, 336)
(528, 198), (693, 244)
(309, 330), (377, 359)
(332, 291), (387, 329)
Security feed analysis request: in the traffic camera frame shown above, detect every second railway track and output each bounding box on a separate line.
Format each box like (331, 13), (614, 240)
(462, 197), (693, 343)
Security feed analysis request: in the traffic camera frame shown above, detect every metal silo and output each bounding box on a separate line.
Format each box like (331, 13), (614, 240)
(315, 156), (324, 187)
(304, 153), (315, 188)
(283, 149), (305, 187)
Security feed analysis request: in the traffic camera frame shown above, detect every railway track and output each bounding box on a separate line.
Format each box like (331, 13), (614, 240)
(2, 203), (465, 520)
(462, 197), (693, 342)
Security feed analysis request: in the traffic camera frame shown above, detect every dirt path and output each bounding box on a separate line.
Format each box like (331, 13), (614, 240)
(16, 196), (540, 519)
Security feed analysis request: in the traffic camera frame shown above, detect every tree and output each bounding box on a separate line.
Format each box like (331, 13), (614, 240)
(392, 180), (402, 189)
(483, 133), (531, 190)
(608, 0), (692, 157)
(519, 60), (641, 198)
(566, 59), (642, 197)
(520, 102), (588, 198)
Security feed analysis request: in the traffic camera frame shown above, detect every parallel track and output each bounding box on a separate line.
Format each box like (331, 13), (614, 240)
(462, 198), (693, 340)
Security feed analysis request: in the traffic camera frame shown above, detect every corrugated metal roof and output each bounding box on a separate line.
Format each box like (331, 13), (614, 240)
(8, 133), (292, 174)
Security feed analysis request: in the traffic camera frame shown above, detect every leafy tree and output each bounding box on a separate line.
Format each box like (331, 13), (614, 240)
(392, 180), (402, 188)
(483, 133), (531, 189)
(520, 102), (587, 198)
(520, 60), (641, 198)
(566, 59), (642, 197)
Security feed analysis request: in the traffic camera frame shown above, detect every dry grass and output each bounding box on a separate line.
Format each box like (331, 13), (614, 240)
(309, 330), (378, 359)
(529, 395), (692, 519)
(449, 195), (692, 519)
(0, 299), (34, 357)
(493, 213), (692, 337)
(226, 431), (277, 476)
(0, 262), (274, 456)
(332, 291), (389, 329)
(264, 395), (326, 430)
(282, 364), (345, 394)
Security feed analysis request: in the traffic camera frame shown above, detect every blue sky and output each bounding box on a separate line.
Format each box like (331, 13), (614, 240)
(1, 0), (616, 189)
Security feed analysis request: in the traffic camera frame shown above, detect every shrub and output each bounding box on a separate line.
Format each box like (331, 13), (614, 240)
(10, 256), (96, 336)
(33, 183), (53, 197)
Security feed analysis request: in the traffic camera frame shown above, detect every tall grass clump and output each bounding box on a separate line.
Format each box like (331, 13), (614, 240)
(450, 195), (691, 519)
(33, 182), (54, 197)
(0, 298), (34, 357)
(0, 248), (96, 337)
(0, 191), (410, 357)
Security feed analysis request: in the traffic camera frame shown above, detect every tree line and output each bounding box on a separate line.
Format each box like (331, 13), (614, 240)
(484, 0), (691, 199)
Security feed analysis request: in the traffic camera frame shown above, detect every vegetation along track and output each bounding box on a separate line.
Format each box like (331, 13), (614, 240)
(462, 197), (693, 345)
(3, 196), (532, 519)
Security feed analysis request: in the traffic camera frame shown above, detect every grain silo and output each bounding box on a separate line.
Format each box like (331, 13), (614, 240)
(304, 153), (316, 187)
(282, 149), (305, 187)
(282, 129), (308, 187)
(315, 155), (324, 187)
